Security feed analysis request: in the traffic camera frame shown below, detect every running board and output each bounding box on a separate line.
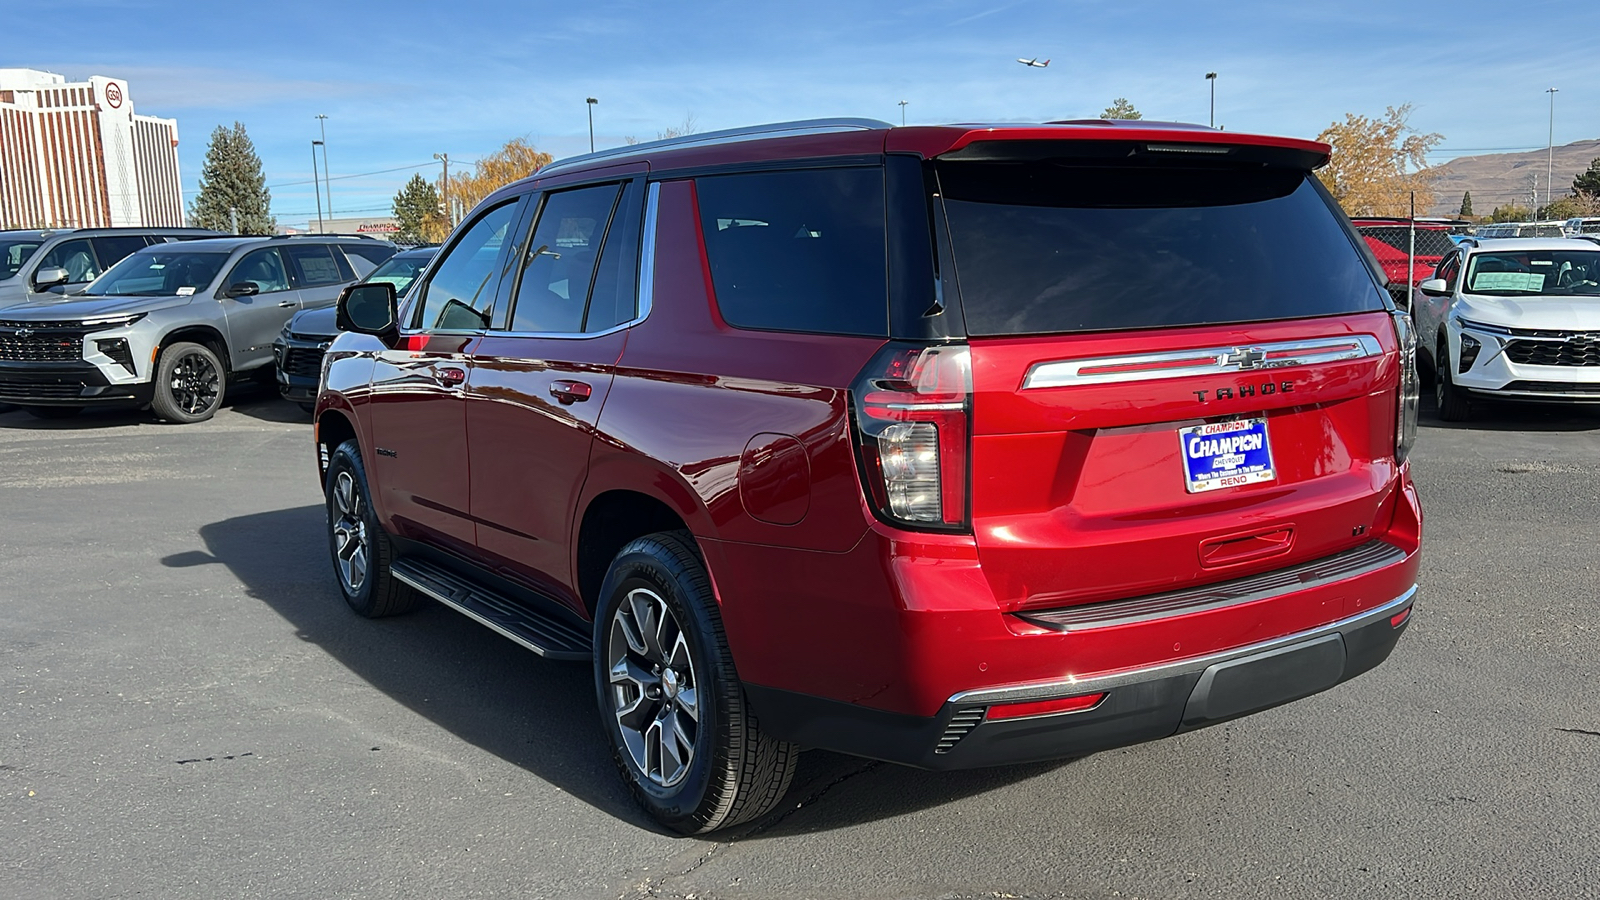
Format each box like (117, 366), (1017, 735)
(391, 557), (592, 661)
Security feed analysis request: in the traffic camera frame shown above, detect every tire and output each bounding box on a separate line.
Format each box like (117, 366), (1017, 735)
(324, 439), (421, 618)
(594, 530), (798, 834)
(151, 341), (226, 424)
(1435, 337), (1472, 422)
(25, 406), (83, 420)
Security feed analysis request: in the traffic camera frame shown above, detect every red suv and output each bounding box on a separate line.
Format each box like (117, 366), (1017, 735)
(317, 118), (1422, 834)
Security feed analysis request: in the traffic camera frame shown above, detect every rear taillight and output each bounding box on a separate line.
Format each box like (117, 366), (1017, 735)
(850, 342), (972, 531)
(1391, 311), (1419, 463)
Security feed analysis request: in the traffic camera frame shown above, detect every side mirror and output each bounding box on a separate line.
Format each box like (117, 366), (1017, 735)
(32, 266), (70, 289)
(337, 282), (398, 340)
(225, 281), (261, 298)
(1418, 278), (1449, 297)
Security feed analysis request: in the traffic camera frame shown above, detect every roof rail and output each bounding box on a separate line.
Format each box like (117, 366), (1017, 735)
(270, 232), (385, 240)
(536, 117), (893, 180)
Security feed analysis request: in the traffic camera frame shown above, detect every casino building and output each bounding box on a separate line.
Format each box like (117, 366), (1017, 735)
(0, 68), (184, 230)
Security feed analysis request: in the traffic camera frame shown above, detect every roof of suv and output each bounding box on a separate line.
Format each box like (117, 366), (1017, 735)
(0, 227), (220, 240)
(1467, 237), (1600, 252)
(147, 235), (398, 253)
(501, 118), (1332, 200)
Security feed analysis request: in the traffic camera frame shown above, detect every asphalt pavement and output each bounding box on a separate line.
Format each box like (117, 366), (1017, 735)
(2, 388), (1598, 899)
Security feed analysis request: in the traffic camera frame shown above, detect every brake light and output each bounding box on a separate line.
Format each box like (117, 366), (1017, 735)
(986, 692), (1106, 721)
(1391, 312), (1419, 463)
(851, 342), (972, 530)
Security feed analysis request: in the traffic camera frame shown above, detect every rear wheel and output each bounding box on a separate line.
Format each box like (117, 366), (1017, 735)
(151, 341), (225, 424)
(594, 531), (798, 834)
(1435, 337), (1472, 422)
(324, 440), (420, 618)
(25, 406), (82, 420)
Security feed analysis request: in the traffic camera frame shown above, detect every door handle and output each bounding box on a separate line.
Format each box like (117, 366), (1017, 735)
(549, 380), (593, 404)
(435, 366), (467, 385)
(277, 300), (297, 308)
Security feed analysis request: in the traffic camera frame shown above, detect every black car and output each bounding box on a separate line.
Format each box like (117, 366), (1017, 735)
(273, 246), (436, 411)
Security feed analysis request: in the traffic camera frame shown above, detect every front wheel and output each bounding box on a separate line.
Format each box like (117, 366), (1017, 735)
(323, 440), (420, 618)
(1435, 338), (1472, 422)
(594, 531), (798, 834)
(151, 341), (225, 423)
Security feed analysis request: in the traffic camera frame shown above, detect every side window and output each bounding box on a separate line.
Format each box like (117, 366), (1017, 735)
(336, 247), (374, 279)
(414, 201), (519, 332)
(343, 243), (398, 268)
(585, 180), (643, 332)
(229, 248), (292, 293)
(1440, 255), (1461, 292)
(696, 167), (888, 336)
(92, 236), (152, 270)
(37, 238), (100, 284)
(509, 184), (621, 333)
(283, 244), (343, 286)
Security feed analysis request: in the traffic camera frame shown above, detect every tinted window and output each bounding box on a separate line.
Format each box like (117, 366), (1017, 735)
(339, 247), (376, 279)
(414, 201), (518, 331)
(510, 184), (621, 333)
(939, 163), (1385, 335)
(37, 238), (100, 284)
(696, 168), (888, 337)
(364, 253), (434, 298)
(92, 236), (152, 269)
(88, 250), (228, 297)
(586, 180), (642, 332)
(230, 248), (292, 293)
(0, 240), (42, 280)
(343, 243), (398, 266)
(284, 244), (343, 286)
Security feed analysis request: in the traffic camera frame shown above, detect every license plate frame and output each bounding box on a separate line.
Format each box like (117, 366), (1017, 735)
(1179, 417), (1275, 493)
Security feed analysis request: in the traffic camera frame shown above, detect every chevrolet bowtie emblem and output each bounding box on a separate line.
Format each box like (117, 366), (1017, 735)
(14, 327), (33, 339)
(1223, 347), (1266, 370)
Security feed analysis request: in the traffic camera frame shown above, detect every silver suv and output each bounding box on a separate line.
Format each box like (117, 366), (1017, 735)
(0, 234), (396, 422)
(0, 227), (221, 309)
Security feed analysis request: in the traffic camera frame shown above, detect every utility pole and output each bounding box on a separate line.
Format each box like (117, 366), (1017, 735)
(316, 114), (332, 223)
(1546, 88), (1558, 212)
(586, 97), (598, 153)
(898, 100), (908, 126)
(434, 153), (451, 227)
(1205, 72), (1217, 128)
(311, 141), (325, 233)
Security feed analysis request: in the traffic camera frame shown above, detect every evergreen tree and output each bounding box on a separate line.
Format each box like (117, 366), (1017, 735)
(1100, 98), (1142, 120)
(189, 122), (275, 234)
(391, 174), (444, 244)
(1459, 191), (1473, 216)
(1573, 157), (1600, 196)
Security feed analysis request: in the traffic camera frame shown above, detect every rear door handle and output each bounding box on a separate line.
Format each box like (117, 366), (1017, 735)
(549, 380), (593, 404)
(435, 366), (467, 386)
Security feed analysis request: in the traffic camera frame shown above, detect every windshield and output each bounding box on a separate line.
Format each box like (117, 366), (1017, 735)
(86, 250), (229, 297)
(363, 253), (432, 296)
(1464, 249), (1600, 296)
(0, 239), (43, 281)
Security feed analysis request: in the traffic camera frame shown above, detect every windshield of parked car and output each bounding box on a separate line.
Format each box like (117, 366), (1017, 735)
(1465, 250), (1600, 296)
(363, 253), (432, 297)
(0, 239), (43, 281)
(84, 250), (230, 297)
(938, 161), (1385, 335)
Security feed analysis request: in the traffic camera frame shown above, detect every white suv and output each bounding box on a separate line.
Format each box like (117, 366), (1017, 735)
(1412, 237), (1600, 420)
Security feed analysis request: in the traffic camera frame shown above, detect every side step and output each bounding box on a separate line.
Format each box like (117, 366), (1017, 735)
(391, 557), (592, 661)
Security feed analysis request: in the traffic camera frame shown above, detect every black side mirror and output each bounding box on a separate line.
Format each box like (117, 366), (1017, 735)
(337, 282), (398, 341)
(225, 281), (261, 298)
(32, 266), (70, 289)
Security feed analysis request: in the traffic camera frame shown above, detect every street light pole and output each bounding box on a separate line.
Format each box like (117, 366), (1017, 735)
(586, 97), (598, 153)
(310, 140), (325, 234)
(433, 153), (451, 227)
(316, 114), (332, 224)
(899, 100), (908, 126)
(1546, 87), (1558, 211)
(1205, 72), (1217, 128)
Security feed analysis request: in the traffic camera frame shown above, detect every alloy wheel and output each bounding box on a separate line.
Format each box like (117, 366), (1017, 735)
(169, 350), (220, 415)
(331, 470), (370, 594)
(607, 587), (700, 788)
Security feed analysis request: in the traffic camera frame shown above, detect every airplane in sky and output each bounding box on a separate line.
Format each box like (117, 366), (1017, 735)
(1016, 57), (1050, 68)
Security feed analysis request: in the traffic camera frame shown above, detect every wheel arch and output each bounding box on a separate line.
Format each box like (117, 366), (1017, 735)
(156, 325), (230, 374)
(316, 408), (359, 482)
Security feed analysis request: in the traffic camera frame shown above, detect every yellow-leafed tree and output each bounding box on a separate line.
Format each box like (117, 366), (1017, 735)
(443, 138), (554, 222)
(1315, 105), (1441, 217)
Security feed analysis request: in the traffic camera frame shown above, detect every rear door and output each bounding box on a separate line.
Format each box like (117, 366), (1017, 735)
(282, 242), (349, 311)
(464, 179), (642, 609)
(934, 157), (1401, 613)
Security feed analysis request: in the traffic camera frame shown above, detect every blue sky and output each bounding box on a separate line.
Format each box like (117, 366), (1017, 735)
(25, 0), (1600, 228)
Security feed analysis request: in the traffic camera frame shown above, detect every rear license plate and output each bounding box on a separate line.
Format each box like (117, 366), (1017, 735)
(1180, 418), (1275, 493)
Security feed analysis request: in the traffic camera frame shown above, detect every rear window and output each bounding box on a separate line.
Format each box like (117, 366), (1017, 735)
(938, 162), (1385, 336)
(696, 167), (887, 337)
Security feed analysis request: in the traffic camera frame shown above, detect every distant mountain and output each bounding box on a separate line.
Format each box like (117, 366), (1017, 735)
(1427, 139), (1600, 217)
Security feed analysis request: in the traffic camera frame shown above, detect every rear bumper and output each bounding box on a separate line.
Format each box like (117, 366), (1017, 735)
(747, 586), (1414, 769)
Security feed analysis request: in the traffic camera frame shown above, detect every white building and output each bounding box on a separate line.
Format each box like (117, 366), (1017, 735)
(0, 68), (184, 229)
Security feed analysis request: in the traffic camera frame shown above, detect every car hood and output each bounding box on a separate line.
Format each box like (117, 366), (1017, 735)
(286, 305), (338, 339)
(1456, 295), (1600, 331)
(0, 293), (194, 321)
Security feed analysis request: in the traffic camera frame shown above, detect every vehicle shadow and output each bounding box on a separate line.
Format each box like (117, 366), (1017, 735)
(176, 504), (1057, 833)
(0, 380), (301, 429)
(1418, 392), (1600, 432)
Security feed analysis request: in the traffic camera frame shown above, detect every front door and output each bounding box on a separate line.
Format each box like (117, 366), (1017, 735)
(218, 247), (300, 371)
(365, 198), (525, 557)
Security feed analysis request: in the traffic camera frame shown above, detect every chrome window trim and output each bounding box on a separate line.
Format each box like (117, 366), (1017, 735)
(1022, 334), (1383, 389)
(949, 585), (1416, 707)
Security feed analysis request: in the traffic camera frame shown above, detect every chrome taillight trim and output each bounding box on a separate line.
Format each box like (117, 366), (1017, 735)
(1022, 335), (1383, 389)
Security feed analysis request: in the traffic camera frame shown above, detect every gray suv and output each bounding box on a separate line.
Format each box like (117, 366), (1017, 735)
(0, 227), (221, 308)
(0, 234), (396, 422)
